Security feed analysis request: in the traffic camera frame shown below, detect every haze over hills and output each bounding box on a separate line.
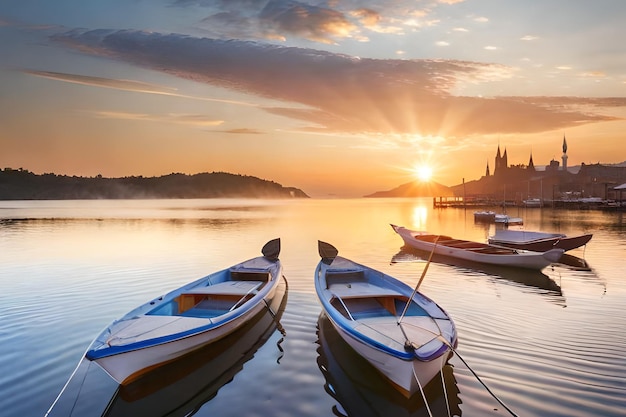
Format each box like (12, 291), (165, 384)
(364, 180), (454, 198)
(0, 168), (309, 200)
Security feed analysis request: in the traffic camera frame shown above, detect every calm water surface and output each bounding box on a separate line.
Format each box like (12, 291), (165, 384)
(0, 198), (625, 417)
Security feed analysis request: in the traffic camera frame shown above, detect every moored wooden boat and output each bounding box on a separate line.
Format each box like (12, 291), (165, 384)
(391, 224), (563, 270)
(85, 238), (283, 385)
(488, 229), (592, 252)
(314, 241), (457, 398)
(45, 276), (288, 417)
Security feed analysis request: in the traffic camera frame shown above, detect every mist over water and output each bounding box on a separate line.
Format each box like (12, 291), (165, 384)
(1, 198), (624, 417)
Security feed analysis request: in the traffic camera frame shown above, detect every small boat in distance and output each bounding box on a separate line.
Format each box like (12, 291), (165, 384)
(474, 211), (523, 225)
(391, 224), (563, 270)
(473, 210), (496, 222)
(523, 198), (542, 207)
(494, 214), (523, 225)
(488, 229), (592, 252)
(314, 240), (458, 398)
(84, 238), (283, 385)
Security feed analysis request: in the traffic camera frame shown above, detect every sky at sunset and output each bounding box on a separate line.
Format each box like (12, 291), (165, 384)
(1, 0), (625, 197)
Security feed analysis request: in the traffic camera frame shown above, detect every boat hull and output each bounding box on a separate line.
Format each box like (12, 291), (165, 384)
(93, 295), (275, 384)
(326, 313), (450, 398)
(488, 233), (593, 252)
(392, 225), (563, 270)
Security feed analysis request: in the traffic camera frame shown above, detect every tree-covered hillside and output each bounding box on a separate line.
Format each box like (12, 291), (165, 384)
(0, 168), (309, 200)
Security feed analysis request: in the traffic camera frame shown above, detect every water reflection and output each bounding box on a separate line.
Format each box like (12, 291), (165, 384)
(557, 253), (592, 271)
(316, 314), (461, 417)
(47, 277), (288, 417)
(411, 205), (428, 231)
(391, 247), (565, 305)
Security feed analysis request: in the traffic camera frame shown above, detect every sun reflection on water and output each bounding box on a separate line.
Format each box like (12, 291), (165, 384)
(411, 204), (428, 230)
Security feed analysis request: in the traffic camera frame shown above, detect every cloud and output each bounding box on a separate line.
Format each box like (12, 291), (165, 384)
(21, 68), (261, 107)
(175, 0), (455, 43)
(258, 1), (357, 44)
(192, 0), (360, 44)
(90, 110), (224, 127)
(21, 69), (178, 94)
(350, 8), (381, 28)
(220, 128), (264, 134)
(51, 29), (621, 137)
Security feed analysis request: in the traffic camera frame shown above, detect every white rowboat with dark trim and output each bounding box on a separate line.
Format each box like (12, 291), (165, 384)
(391, 224), (563, 270)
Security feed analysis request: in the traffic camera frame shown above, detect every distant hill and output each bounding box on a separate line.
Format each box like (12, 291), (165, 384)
(364, 180), (454, 198)
(0, 169), (309, 200)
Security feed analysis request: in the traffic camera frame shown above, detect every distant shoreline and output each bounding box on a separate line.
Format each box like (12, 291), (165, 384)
(0, 168), (309, 200)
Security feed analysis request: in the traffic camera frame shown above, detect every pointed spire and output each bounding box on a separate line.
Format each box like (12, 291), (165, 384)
(486, 161), (490, 177)
(528, 152), (535, 170)
(562, 135), (567, 154)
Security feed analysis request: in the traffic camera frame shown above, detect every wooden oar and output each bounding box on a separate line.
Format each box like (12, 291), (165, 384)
(398, 235), (439, 324)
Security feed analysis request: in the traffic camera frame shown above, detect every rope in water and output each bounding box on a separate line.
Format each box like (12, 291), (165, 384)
(439, 354), (452, 417)
(412, 366), (434, 417)
(449, 344), (520, 417)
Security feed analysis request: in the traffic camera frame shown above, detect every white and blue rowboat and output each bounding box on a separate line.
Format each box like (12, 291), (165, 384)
(86, 238), (282, 385)
(314, 241), (458, 398)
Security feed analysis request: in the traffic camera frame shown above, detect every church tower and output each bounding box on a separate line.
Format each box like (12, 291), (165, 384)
(562, 135), (568, 172)
(494, 144), (508, 176)
(486, 161), (490, 177)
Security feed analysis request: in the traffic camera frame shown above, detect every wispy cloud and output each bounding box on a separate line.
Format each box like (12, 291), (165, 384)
(50, 29), (621, 137)
(90, 110), (224, 127)
(219, 128), (264, 134)
(22, 69), (178, 94)
(21, 69), (261, 107)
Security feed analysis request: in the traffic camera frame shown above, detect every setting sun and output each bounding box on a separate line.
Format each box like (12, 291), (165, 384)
(414, 165), (433, 182)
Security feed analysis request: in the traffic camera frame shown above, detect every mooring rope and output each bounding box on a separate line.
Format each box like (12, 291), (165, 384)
(439, 355), (452, 417)
(411, 366), (434, 417)
(452, 346), (520, 417)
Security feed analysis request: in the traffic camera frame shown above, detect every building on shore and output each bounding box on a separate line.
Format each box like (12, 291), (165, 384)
(451, 136), (626, 206)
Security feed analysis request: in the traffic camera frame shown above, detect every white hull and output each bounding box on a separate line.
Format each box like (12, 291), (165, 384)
(94, 296), (272, 383)
(392, 225), (563, 270)
(329, 315), (448, 397)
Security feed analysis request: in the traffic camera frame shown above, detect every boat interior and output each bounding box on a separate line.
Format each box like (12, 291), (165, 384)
(148, 271), (270, 319)
(324, 270), (427, 321)
(331, 295), (427, 321)
(415, 234), (517, 255)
